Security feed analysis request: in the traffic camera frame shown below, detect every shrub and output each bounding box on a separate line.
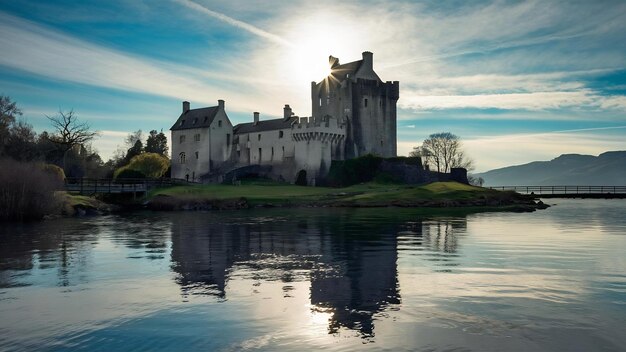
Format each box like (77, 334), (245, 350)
(326, 154), (383, 186)
(114, 153), (169, 179)
(41, 163), (66, 182)
(0, 159), (63, 221)
(114, 167), (146, 180)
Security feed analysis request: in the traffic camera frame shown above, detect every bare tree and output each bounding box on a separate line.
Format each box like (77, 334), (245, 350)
(46, 109), (99, 169)
(414, 132), (474, 173)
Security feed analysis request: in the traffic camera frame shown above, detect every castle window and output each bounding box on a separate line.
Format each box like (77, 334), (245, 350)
(271, 147), (274, 159)
(364, 98), (368, 107)
(192, 118), (198, 125)
(258, 134), (261, 141)
(258, 148), (262, 162)
(180, 135), (186, 144)
(195, 151), (199, 159)
(179, 152), (186, 164)
(218, 120), (222, 127)
(319, 97), (322, 107)
(180, 120), (185, 126)
(204, 116), (208, 123)
(282, 146), (285, 156)
(226, 133), (231, 145)
(279, 130), (284, 138)
(194, 134), (200, 142)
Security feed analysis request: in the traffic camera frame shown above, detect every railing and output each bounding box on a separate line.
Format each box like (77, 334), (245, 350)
(64, 178), (193, 194)
(488, 185), (626, 195)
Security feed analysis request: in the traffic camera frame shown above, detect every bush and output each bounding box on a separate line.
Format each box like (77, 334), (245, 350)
(326, 154), (383, 187)
(0, 159), (63, 221)
(41, 163), (66, 182)
(114, 153), (169, 179)
(114, 167), (146, 180)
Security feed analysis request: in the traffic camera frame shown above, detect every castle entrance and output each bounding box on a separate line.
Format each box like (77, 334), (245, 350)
(295, 170), (307, 186)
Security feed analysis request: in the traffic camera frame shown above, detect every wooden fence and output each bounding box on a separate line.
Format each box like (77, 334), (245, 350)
(64, 178), (192, 195)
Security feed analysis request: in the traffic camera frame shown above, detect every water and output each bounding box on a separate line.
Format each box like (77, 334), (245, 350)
(1, 199), (625, 351)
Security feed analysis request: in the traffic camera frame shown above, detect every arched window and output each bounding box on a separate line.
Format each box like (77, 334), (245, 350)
(179, 152), (186, 164)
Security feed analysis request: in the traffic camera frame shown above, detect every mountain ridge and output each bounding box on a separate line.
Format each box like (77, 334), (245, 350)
(475, 151), (626, 186)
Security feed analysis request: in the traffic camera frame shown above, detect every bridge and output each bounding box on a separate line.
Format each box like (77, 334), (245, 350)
(64, 178), (192, 196)
(488, 185), (626, 198)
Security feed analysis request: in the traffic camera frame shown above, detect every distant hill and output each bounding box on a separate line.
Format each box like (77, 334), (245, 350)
(475, 151), (626, 186)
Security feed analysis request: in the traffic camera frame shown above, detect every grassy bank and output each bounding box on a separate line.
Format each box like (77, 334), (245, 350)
(147, 180), (542, 211)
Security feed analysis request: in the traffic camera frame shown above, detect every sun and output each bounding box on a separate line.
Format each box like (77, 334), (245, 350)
(280, 13), (365, 84)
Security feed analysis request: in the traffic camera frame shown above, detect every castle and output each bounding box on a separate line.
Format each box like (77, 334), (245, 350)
(170, 51), (399, 185)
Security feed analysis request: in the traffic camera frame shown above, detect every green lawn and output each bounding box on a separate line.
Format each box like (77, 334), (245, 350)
(149, 180), (502, 207)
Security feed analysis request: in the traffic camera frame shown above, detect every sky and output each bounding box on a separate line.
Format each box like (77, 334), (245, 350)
(0, 0), (625, 172)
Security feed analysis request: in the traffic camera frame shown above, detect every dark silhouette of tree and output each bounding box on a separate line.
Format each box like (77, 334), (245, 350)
(123, 139), (143, 164)
(145, 129), (168, 156)
(413, 132), (473, 173)
(46, 109), (99, 170)
(0, 95), (23, 155)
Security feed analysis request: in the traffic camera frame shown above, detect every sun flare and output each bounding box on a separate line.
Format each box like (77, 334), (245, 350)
(279, 13), (366, 84)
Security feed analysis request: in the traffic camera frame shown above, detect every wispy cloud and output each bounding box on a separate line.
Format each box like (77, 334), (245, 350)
(172, 0), (292, 47)
(0, 11), (280, 115)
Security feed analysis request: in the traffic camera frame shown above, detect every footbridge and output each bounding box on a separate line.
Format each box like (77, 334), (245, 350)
(64, 178), (192, 195)
(488, 185), (626, 198)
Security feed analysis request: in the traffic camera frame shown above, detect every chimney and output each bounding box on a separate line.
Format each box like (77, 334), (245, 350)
(182, 101), (190, 113)
(218, 99), (225, 110)
(253, 112), (259, 125)
(362, 51), (373, 71)
(283, 104), (292, 120)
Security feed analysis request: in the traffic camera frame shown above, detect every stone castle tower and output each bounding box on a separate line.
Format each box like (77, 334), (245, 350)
(311, 51), (399, 159)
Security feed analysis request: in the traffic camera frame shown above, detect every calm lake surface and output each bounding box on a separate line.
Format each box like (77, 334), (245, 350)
(1, 199), (625, 351)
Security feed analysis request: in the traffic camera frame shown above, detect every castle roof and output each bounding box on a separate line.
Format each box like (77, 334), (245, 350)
(234, 117), (297, 134)
(330, 60), (362, 82)
(170, 106), (219, 131)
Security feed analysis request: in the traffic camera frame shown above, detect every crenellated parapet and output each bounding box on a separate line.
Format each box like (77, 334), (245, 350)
(291, 116), (345, 144)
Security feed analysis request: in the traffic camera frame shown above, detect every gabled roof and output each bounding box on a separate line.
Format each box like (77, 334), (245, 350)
(170, 106), (219, 131)
(234, 117), (297, 134)
(330, 60), (362, 82)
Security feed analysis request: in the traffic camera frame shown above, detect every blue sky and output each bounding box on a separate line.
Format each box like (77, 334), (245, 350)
(0, 0), (625, 171)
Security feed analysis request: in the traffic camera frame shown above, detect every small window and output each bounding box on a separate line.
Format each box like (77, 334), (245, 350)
(379, 100), (382, 107)
(226, 133), (231, 145)
(195, 151), (199, 159)
(319, 97), (322, 107)
(258, 148), (262, 162)
(204, 116), (208, 123)
(364, 98), (368, 107)
(279, 130), (284, 138)
(179, 152), (186, 164)
(271, 147), (274, 159)
(258, 134), (261, 141)
(237, 150), (241, 158)
(192, 118), (198, 125)
(180, 120), (185, 126)
(282, 146), (285, 155)
(218, 120), (222, 127)
(194, 134), (200, 142)
(180, 135), (186, 144)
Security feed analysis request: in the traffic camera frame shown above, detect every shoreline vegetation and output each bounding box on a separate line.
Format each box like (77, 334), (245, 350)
(0, 158), (547, 222)
(145, 180), (547, 212)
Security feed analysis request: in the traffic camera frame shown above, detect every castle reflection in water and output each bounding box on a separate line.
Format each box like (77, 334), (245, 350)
(0, 210), (465, 338)
(169, 210), (465, 337)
